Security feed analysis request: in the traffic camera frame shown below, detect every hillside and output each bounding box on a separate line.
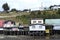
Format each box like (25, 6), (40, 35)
(0, 12), (30, 25)
(0, 10), (59, 25)
(0, 12), (30, 16)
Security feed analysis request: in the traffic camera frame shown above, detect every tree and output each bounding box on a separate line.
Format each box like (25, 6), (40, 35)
(10, 8), (17, 12)
(49, 5), (53, 10)
(2, 3), (10, 12)
(57, 8), (60, 14)
(37, 11), (41, 15)
(23, 9), (29, 12)
(30, 11), (36, 18)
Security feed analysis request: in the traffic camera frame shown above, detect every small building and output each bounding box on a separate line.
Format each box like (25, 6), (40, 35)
(28, 18), (45, 36)
(3, 20), (15, 27)
(45, 19), (60, 30)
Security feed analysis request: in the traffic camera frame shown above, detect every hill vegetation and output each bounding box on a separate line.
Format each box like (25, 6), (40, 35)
(1, 3), (60, 25)
(0, 8), (60, 25)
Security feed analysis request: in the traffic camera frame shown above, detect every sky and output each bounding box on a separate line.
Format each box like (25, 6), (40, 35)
(0, 0), (60, 11)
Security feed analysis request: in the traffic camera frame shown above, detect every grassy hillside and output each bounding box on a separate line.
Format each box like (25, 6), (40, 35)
(0, 10), (59, 25)
(0, 12), (30, 16)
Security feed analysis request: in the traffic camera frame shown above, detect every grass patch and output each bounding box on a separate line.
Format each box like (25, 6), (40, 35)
(16, 15), (30, 24)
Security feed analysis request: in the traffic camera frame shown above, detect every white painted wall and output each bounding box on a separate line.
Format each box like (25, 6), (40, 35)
(0, 28), (3, 30)
(29, 25), (45, 31)
(31, 19), (43, 24)
(53, 25), (60, 30)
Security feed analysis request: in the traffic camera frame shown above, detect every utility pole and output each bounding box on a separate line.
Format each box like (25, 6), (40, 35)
(39, 2), (44, 11)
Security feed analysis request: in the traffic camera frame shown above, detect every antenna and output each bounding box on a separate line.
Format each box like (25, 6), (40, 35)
(39, 2), (44, 10)
(41, 2), (43, 8)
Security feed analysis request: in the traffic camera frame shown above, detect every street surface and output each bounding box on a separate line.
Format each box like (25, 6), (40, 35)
(0, 35), (60, 40)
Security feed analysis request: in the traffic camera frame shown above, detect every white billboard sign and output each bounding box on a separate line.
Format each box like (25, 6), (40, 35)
(29, 25), (45, 31)
(45, 19), (60, 25)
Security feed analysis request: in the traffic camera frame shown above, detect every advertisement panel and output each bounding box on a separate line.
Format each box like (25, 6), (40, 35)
(45, 19), (60, 25)
(29, 25), (45, 31)
(0, 20), (5, 27)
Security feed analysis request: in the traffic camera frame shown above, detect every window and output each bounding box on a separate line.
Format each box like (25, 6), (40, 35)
(39, 25), (42, 28)
(32, 25), (35, 29)
(33, 21), (36, 24)
(38, 21), (41, 24)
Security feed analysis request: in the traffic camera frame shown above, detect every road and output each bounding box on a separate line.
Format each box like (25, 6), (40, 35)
(0, 15), (18, 18)
(0, 35), (60, 40)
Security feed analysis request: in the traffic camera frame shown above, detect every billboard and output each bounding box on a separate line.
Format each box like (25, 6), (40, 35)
(45, 19), (60, 25)
(29, 25), (45, 31)
(0, 20), (5, 27)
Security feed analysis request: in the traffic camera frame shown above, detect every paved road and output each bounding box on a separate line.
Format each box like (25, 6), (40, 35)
(0, 35), (60, 40)
(0, 15), (18, 18)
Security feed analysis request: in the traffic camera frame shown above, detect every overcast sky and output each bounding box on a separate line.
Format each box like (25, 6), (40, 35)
(0, 0), (60, 11)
